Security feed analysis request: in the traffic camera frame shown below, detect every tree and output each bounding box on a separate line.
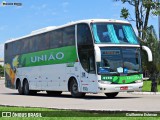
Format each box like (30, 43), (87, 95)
(143, 26), (160, 91)
(0, 65), (4, 77)
(114, 0), (160, 39)
(114, 0), (160, 92)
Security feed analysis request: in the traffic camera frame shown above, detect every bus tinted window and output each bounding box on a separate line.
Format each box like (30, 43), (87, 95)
(5, 25), (76, 57)
(50, 29), (63, 49)
(30, 36), (38, 52)
(38, 32), (50, 51)
(63, 26), (75, 46)
(77, 24), (93, 45)
(21, 38), (30, 54)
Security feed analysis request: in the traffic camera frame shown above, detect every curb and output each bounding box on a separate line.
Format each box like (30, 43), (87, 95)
(128, 92), (160, 95)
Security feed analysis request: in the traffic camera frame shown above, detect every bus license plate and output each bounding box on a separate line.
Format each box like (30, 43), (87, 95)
(120, 86), (128, 90)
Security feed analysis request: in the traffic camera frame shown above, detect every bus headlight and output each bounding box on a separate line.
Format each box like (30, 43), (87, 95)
(98, 80), (111, 84)
(135, 80), (142, 83)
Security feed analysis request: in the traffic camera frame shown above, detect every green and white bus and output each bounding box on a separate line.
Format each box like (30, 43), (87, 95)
(4, 19), (152, 98)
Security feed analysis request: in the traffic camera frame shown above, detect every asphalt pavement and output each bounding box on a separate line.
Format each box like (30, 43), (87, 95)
(0, 80), (160, 112)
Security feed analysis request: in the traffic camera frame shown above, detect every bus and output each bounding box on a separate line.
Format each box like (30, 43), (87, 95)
(4, 19), (152, 98)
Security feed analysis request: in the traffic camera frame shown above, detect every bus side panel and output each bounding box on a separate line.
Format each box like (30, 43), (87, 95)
(17, 64), (67, 91)
(4, 45), (77, 90)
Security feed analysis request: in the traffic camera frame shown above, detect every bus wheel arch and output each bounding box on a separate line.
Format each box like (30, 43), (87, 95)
(16, 78), (24, 95)
(68, 77), (75, 92)
(68, 77), (85, 98)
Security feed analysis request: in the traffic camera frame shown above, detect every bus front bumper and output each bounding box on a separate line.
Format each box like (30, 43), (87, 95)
(97, 82), (143, 93)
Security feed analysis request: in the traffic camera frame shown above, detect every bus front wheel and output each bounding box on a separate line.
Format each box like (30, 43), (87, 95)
(70, 79), (85, 98)
(105, 92), (119, 98)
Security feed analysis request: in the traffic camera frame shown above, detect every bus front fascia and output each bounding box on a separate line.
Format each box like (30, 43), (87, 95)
(94, 44), (153, 63)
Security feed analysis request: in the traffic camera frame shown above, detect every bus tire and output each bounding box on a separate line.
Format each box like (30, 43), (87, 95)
(17, 81), (23, 95)
(46, 91), (62, 96)
(23, 80), (30, 95)
(70, 79), (85, 98)
(105, 92), (119, 98)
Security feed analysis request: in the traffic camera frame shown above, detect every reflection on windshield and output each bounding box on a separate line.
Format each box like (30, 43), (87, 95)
(98, 47), (141, 75)
(92, 23), (139, 44)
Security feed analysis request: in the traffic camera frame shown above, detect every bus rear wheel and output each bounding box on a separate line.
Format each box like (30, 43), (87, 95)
(70, 79), (85, 98)
(23, 80), (30, 95)
(17, 81), (23, 95)
(46, 91), (62, 96)
(105, 92), (119, 98)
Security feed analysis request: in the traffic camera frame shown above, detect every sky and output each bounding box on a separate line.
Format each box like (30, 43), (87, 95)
(0, 0), (158, 58)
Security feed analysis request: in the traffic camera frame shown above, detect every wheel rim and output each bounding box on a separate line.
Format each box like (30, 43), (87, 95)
(72, 82), (78, 94)
(24, 81), (29, 94)
(18, 83), (21, 92)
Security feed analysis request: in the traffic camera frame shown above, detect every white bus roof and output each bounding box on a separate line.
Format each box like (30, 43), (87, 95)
(5, 19), (130, 43)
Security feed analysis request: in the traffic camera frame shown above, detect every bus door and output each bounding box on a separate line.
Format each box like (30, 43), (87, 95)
(79, 50), (96, 93)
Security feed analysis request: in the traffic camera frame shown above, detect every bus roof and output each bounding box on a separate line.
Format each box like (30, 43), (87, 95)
(5, 19), (130, 43)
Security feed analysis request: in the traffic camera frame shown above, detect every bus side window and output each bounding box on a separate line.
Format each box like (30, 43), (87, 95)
(63, 26), (75, 46)
(50, 29), (63, 49)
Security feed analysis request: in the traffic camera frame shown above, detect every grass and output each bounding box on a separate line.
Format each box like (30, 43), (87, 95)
(0, 106), (159, 120)
(142, 80), (160, 92)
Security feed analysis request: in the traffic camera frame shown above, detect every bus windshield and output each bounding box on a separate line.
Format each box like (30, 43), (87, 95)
(98, 47), (142, 75)
(91, 23), (139, 44)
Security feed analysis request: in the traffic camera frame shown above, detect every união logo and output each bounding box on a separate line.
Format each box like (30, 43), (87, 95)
(30, 52), (65, 63)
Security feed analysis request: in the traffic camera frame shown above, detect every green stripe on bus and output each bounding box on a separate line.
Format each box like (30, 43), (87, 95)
(18, 46), (78, 67)
(101, 74), (143, 84)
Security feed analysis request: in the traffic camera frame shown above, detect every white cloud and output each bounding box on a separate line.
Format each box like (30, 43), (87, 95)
(62, 2), (69, 7)
(0, 25), (7, 31)
(51, 12), (57, 16)
(31, 4), (47, 10)
(113, 2), (121, 7)
(113, 14), (121, 19)
(61, 1), (69, 13)
(41, 4), (47, 9)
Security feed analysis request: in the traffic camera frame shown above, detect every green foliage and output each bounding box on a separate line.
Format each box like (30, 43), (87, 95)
(120, 8), (130, 19)
(143, 26), (160, 71)
(0, 65), (4, 77)
(140, 26), (160, 91)
(143, 80), (160, 92)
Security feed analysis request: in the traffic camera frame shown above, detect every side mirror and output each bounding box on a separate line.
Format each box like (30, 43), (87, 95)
(94, 45), (101, 62)
(142, 46), (153, 62)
